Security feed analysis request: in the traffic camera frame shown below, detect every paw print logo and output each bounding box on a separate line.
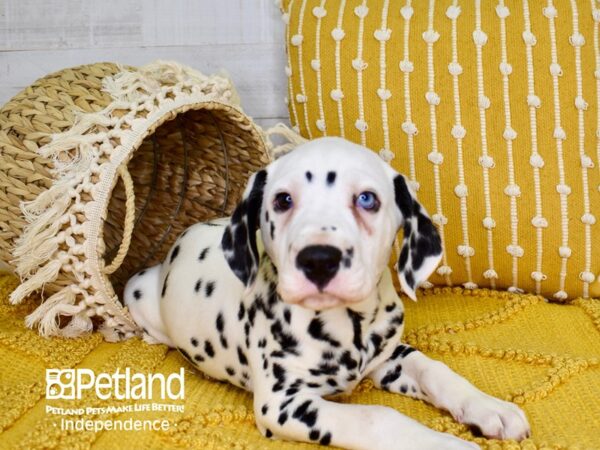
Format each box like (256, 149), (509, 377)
(46, 369), (76, 399)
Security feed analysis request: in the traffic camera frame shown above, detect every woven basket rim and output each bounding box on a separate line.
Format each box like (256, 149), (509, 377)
(96, 99), (269, 333)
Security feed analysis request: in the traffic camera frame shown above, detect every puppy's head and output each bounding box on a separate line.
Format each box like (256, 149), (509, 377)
(221, 137), (442, 309)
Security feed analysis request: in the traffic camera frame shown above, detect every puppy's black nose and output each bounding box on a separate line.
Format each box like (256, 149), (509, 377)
(296, 245), (342, 290)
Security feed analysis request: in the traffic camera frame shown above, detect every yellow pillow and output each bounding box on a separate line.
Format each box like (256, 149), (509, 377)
(282, 0), (600, 301)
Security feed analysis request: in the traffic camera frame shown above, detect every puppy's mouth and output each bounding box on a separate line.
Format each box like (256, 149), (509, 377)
(296, 293), (344, 310)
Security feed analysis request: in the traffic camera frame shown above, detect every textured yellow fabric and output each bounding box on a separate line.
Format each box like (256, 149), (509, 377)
(282, 0), (600, 301)
(1, 274), (599, 449)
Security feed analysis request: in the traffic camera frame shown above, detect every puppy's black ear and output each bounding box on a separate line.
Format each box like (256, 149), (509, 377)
(221, 170), (267, 287)
(393, 175), (442, 300)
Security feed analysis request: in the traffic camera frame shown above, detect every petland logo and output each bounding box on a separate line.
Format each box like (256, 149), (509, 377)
(46, 368), (185, 400)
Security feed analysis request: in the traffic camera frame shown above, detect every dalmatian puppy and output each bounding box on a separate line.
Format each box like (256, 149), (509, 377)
(124, 137), (530, 450)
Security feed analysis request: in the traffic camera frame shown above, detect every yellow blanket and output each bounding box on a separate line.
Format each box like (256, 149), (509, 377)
(0, 274), (598, 449)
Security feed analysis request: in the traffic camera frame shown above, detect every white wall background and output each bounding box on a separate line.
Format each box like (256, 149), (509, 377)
(0, 0), (289, 127)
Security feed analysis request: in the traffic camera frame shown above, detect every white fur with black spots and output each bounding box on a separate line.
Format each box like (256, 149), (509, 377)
(124, 137), (530, 449)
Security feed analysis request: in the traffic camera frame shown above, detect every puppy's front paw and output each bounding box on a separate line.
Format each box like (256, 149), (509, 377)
(454, 394), (530, 441)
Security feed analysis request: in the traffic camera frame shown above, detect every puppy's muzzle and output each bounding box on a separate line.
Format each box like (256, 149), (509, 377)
(295, 245), (342, 290)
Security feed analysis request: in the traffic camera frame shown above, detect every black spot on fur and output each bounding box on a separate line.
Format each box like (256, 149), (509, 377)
(306, 171), (313, 181)
(265, 210), (270, 222)
(220, 335), (228, 349)
(161, 273), (170, 298)
(237, 346), (248, 365)
(204, 340), (215, 357)
(222, 170), (267, 286)
(370, 333), (383, 357)
(194, 279), (202, 293)
(320, 432), (332, 445)
(391, 312), (404, 326)
(398, 246), (409, 271)
(190, 337), (198, 347)
(238, 302), (246, 320)
(199, 247), (210, 261)
(322, 351), (334, 360)
(278, 411), (288, 425)
(391, 344), (415, 360)
(313, 362), (339, 376)
(346, 309), (364, 350)
(400, 384), (408, 394)
(244, 323), (251, 347)
(307, 382), (321, 388)
(270, 221), (275, 240)
(205, 281), (215, 297)
(339, 351), (358, 370)
(309, 429), (320, 441)
(283, 308), (291, 324)
(221, 227), (233, 250)
(280, 397), (294, 410)
(308, 318), (341, 347)
(293, 400), (318, 428)
(248, 303), (257, 326)
(193, 354), (204, 363)
(226, 367), (235, 376)
(261, 404), (268, 415)
(286, 387), (299, 396)
(265, 429), (273, 438)
(380, 364), (402, 387)
(216, 312), (225, 332)
(272, 363), (286, 392)
(385, 303), (397, 312)
(394, 175), (413, 218)
(384, 326), (397, 339)
(326, 171), (336, 185)
(404, 270), (415, 289)
(271, 320), (299, 355)
(169, 245), (180, 264)
(133, 289), (142, 300)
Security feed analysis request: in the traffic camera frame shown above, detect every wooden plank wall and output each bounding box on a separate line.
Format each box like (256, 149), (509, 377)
(0, 0), (289, 127)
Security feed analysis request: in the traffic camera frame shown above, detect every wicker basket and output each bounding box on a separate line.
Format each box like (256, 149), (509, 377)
(0, 61), (270, 341)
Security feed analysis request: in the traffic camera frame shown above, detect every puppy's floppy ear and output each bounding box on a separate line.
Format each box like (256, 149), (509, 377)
(221, 170), (267, 287)
(393, 175), (442, 300)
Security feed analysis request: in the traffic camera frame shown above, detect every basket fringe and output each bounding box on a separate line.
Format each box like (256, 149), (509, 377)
(98, 322), (125, 343)
(13, 186), (72, 276)
(24, 286), (91, 337)
(9, 259), (62, 304)
(10, 60), (239, 338)
(264, 122), (307, 159)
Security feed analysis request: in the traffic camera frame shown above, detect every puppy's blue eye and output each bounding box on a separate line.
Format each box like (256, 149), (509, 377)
(355, 191), (379, 211)
(274, 192), (293, 212)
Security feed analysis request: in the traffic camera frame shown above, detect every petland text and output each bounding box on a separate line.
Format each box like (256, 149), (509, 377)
(46, 368), (185, 400)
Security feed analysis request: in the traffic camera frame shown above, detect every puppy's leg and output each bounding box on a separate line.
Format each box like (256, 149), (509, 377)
(124, 265), (173, 346)
(369, 344), (530, 441)
(253, 391), (479, 450)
